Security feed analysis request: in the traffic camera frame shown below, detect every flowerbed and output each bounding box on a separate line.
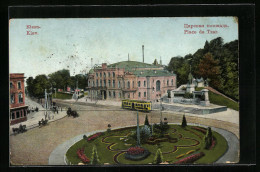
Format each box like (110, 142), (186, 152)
(147, 136), (178, 145)
(186, 150), (195, 155)
(176, 154), (185, 159)
(191, 126), (207, 134)
(77, 148), (90, 163)
(173, 152), (205, 164)
(87, 132), (102, 141)
(124, 146), (150, 161)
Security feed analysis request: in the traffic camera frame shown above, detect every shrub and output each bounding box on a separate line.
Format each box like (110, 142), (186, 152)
(154, 148), (163, 164)
(131, 125), (151, 144)
(183, 93), (193, 99)
(204, 127), (213, 149)
(91, 146), (100, 165)
(181, 115), (187, 128)
(83, 135), (87, 140)
(144, 114), (150, 126)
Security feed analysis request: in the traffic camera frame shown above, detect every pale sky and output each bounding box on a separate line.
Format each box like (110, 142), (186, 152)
(9, 17), (238, 78)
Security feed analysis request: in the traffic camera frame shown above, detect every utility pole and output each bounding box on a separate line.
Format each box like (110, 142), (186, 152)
(136, 111), (141, 146)
(142, 45), (144, 63)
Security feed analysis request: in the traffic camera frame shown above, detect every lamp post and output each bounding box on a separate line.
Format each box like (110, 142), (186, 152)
(136, 111), (141, 146)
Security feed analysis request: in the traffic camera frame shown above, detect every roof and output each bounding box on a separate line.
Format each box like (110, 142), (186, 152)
(133, 70), (176, 77)
(107, 61), (161, 70)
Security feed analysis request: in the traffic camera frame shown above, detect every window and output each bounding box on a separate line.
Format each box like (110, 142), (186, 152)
(24, 109), (27, 116)
(16, 111), (20, 118)
(17, 81), (21, 89)
(104, 80), (106, 87)
(11, 112), (15, 120)
(132, 81), (134, 88)
(118, 81), (121, 88)
(109, 91), (111, 97)
(100, 73), (102, 77)
(108, 80), (111, 87)
(138, 92), (141, 98)
(100, 79), (102, 86)
(108, 72), (111, 77)
(96, 73), (98, 77)
(156, 80), (161, 91)
(113, 91), (116, 98)
(144, 92), (146, 97)
(11, 94), (15, 104)
(104, 72), (106, 78)
(128, 94), (130, 98)
(96, 80), (98, 86)
(144, 81), (146, 87)
(113, 80), (115, 88)
(92, 81), (94, 87)
(119, 92), (121, 98)
(167, 80), (169, 86)
(10, 82), (13, 88)
(113, 72), (115, 77)
(171, 79), (174, 85)
(18, 92), (23, 103)
(127, 81), (130, 89)
(138, 81), (141, 87)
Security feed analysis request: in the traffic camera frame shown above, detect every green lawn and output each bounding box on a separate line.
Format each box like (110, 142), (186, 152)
(66, 125), (228, 165)
(53, 92), (73, 99)
(196, 87), (239, 111)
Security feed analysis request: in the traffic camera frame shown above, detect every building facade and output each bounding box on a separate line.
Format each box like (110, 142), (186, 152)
(10, 73), (28, 125)
(87, 61), (177, 101)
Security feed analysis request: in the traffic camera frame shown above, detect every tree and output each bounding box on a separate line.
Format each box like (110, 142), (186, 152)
(48, 69), (71, 90)
(144, 114), (150, 126)
(26, 77), (34, 97)
(153, 59), (159, 65)
(195, 53), (221, 88)
(181, 115), (187, 128)
(33, 75), (51, 99)
(204, 127), (213, 149)
(154, 148), (163, 164)
(91, 146), (100, 165)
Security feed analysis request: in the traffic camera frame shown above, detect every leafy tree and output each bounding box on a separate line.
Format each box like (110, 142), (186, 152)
(33, 75), (51, 98)
(154, 148), (163, 164)
(153, 59), (159, 65)
(48, 69), (71, 90)
(144, 114), (150, 126)
(181, 115), (187, 128)
(195, 53), (221, 88)
(91, 146), (100, 165)
(26, 77), (34, 97)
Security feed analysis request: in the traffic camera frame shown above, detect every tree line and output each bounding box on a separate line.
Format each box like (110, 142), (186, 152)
(167, 37), (238, 101)
(26, 69), (87, 99)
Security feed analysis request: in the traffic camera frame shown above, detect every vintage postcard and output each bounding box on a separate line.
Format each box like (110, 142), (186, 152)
(9, 17), (239, 166)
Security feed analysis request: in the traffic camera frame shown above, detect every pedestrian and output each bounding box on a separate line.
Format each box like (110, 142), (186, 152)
(57, 109), (59, 114)
(61, 107), (62, 112)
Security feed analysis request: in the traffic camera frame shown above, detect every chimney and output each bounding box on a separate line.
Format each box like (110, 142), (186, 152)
(128, 53), (129, 61)
(91, 58), (93, 68)
(160, 56), (162, 65)
(142, 45), (144, 63)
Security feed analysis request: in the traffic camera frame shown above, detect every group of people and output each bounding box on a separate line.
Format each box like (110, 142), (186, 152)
(27, 106), (39, 114)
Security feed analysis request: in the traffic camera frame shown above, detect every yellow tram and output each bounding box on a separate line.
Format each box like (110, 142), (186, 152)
(121, 99), (152, 112)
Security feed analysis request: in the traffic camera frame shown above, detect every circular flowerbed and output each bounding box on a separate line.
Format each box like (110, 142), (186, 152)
(66, 125), (228, 165)
(124, 146), (151, 161)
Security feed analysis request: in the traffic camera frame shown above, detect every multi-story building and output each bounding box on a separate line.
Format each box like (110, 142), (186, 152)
(87, 61), (176, 101)
(10, 73), (28, 125)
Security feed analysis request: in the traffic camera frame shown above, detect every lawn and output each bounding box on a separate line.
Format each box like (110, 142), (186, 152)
(66, 124), (228, 165)
(195, 87), (239, 111)
(53, 92), (73, 99)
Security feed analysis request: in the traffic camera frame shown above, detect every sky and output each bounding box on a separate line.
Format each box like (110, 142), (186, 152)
(9, 17), (238, 78)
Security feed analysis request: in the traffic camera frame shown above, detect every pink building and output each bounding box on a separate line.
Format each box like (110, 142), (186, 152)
(87, 61), (176, 101)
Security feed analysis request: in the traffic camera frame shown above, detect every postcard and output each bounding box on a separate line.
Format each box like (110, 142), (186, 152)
(9, 17), (239, 166)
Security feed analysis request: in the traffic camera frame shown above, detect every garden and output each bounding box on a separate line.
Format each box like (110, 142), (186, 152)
(66, 115), (228, 165)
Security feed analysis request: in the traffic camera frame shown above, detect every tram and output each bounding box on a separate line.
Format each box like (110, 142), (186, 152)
(121, 99), (152, 112)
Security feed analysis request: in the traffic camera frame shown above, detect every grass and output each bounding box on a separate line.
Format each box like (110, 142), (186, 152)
(66, 125), (228, 165)
(53, 92), (73, 99)
(196, 87), (239, 111)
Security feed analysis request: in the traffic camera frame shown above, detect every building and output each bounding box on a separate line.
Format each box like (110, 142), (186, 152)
(87, 61), (176, 101)
(10, 73), (28, 125)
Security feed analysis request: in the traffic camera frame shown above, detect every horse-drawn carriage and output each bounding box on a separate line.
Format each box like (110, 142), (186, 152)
(67, 107), (79, 118)
(12, 124), (26, 134)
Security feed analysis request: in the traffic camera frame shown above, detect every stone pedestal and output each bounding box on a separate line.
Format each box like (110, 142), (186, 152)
(201, 89), (210, 106)
(186, 84), (195, 94)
